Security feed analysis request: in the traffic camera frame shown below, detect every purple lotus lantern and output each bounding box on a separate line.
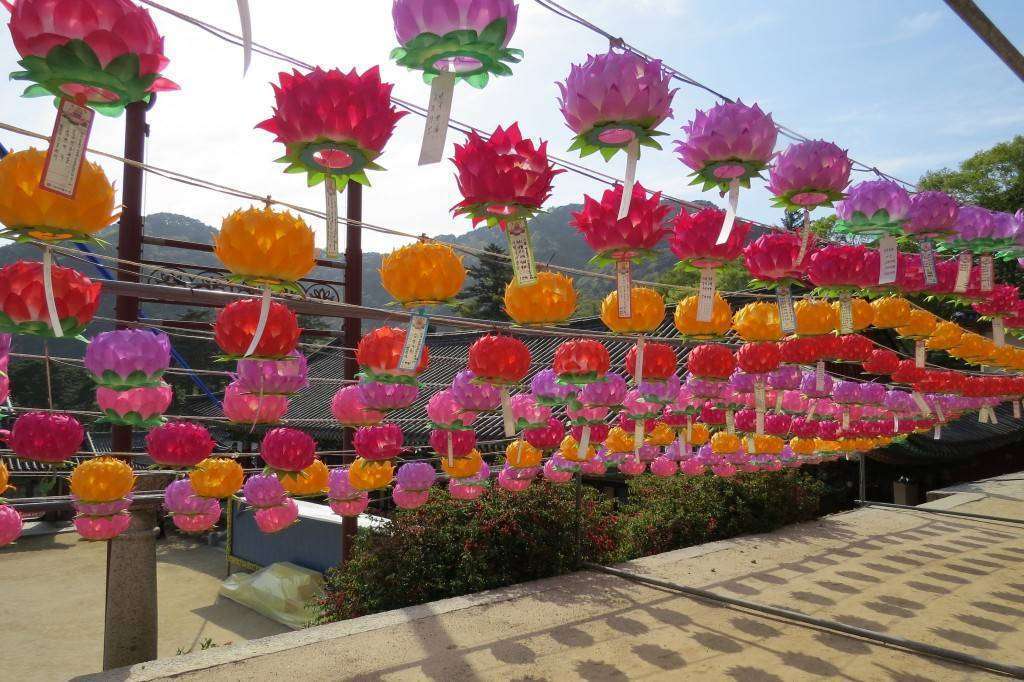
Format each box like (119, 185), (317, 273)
(85, 329), (171, 390)
(358, 380), (419, 412)
(327, 468), (370, 517)
(243, 473), (287, 509)
(905, 191), (959, 239)
(801, 370), (833, 400)
(638, 373), (681, 405)
(578, 372), (628, 407)
(234, 351), (308, 395)
(769, 140), (852, 210)
(393, 462), (437, 509)
(163, 479), (221, 534)
(835, 180), (911, 238)
(451, 370), (501, 412)
(531, 368), (577, 406)
(832, 381), (862, 405)
(557, 50), (676, 216)
(769, 365), (802, 391)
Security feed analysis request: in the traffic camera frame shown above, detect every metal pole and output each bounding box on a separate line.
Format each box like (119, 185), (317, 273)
(858, 453), (866, 505)
(944, 0), (1024, 83)
(584, 562), (1024, 678)
(573, 471), (583, 569)
(341, 181), (362, 564)
(855, 500), (1024, 526)
(104, 99), (158, 671)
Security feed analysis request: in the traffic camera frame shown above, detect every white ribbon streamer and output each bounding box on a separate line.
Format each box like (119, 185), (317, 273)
(577, 425), (591, 461)
(634, 335), (645, 387)
(236, 0), (252, 74)
(243, 288), (271, 357)
(716, 179), (740, 245)
(42, 248), (63, 338)
(617, 139), (640, 220)
(501, 387), (514, 437)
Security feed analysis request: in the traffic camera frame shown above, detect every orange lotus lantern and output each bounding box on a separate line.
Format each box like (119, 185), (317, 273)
(789, 437), (816, 456)
(674, 292), (732, 339)
(604, 426), (635, 453)
(349, 458), (394, 491)
(380, 241), (466, 307)
(870, 296), (912, 329)
(560, 435), (596, 462)
(504, 271), (577, 325)
(215, 207), (315, 290)
(70, 457), (134, 502)
(601, 286), (664, 334)
(711, 431), (741, 454)
(897, 309), (937, 341)
(280, 459), (330, 496)
(505, 439), (543, 468)
(732, 302), (782, 342)
(926, 322), (964, 351)
(830, 297), (873, 332)
(688, 422), (711, 446)
(440, 448), (484, 479)
(189, 458), (244, 498)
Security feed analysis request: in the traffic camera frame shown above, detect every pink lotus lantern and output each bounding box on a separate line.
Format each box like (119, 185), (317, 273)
(327, 468), (369, 517)
(4, 411), (83, 463)
(74, 512), (131, 541)
(676, 100), (777, 241)
(743, 232), (806, 320)
(330, 385), (385, 427)
(260, 428), (316, 474)
(85, 330), (170, 389)
(235, 352), (309, 395)
(427, 389), (477, 429)
(358, 380), (419, 412)
(542, 455), (575, 483)
(163, 479), (220, 534)
(580, 454), (607, 476)
(6, 0), (178, 114)
(354, 424), (404, 461)
(97, 383), (172, 428)
(223, 381), (289, 424)
(524, 417), (565, 451)
(450, 370), (501, 412)
(497, 464), (534, 492)
(448, 461), (490, 500)
(679, 457), (705, 476)
(393, 487), (429, 510)
(558, 50), (675, 216)
(243, 473), (287, 509)
(145, 421), (215, 468)
(0, 504), (23, 547)
(650, 455), (677, 477)
(619, 456), (646, 476)
(510, 393), (551, 430)
(254, 498), (299, 534)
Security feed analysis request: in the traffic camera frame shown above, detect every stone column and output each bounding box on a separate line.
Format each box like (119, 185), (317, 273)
(103, 506), (159, 670)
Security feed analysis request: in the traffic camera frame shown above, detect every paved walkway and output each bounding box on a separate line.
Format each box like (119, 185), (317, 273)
(0, 532), (288, 681)
(96, 475), (1024, 681)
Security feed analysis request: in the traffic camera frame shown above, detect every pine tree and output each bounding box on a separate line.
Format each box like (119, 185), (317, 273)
(454, 243), (514, 321)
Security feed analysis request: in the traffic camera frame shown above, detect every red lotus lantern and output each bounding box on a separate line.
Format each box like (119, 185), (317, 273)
(356, 326), (429, 383)
(468, 333), (531, 437)
(0, 260), (101, 337)
(737, 342), (781, 375)
(625, 342), (677, 382)
(780, 336), (827, 365)
(688, 343), (736, 380)
(553, 339), (609, 384)
(807, 245), (877, 293)
(836, 334), (874, 363)
(214, 299), (299, 359)
(669, 208), (750, 320)
(891, 359), (926, 385)
(862, 348), (899, 375)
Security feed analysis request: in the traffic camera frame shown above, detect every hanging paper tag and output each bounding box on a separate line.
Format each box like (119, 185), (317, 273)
(726, 409), (735, 434)
(841, 409), (850, 430)
(236, 0), (253, 73)
(839, 293), (853, 334)
(934, 425), (941, 440)
(954, 252), (972, 293)
(41, 248), (64, 338)
(815, 361), (825, 392)
(878, 236), (899, 285)
(893, 415), (899, 432)
(796, 208), (812, 264)
(911, 391), (931, 416)
(777, 283), (796, 334)
(616, 260), (632, 318)
(747, 436), (756, 454)
(633, 420), (644, 456)
(578, 425), (591, 461)
(980, 255), (994, 292)
(774, 391), (784, 412)
(324, 177), (339, 259)
(806, 400), (817, 420)
(398, 314), (429, 371)
(696, 267), (716, 323)
(418, 71), (457, 165)
(935, 401), (945, 424)
(921, 241), (938, 286)
(915, 340), (926, 368)
(686, 417), (693, 441)
(754, 384), (767, 412)
(716, 179), (740, 245)
(41, 99), (95, 198)
(993, 316), (1006, 347)
(1013, 401), (1021, 419)
(634, 336), (646, 387)
(979, 408), (988, 424)
(989, 406), (999, 424)
(507, 221), (537, 286)
(617, 139), (641, 220)
(755, 410), (765, 436)
(243, 288), (272, 357)
(500, 388), (514, 437)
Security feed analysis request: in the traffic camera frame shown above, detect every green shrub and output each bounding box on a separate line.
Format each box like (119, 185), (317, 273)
(613, 470), (826, 560)
(312, 481), (617, 624)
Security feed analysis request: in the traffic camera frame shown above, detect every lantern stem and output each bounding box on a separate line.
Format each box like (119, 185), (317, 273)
(577, 424), (591, 461)
(796, 207), (812, 264)
(243, 288), (272, 358)
(633, 419), (644, 456)
(447, 431), (454, 468)
(617, 138), (640, 220)
(41, 246), (64, 338)
(716, 178), (740, 245)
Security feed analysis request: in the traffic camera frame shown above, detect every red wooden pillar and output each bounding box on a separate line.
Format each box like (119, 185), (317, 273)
(341, 181), (362, 563)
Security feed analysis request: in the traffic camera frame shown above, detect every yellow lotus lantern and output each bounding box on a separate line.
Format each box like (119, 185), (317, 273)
(605, 426), (635, 453)
(896, 309), (937, 340)
(215, 207), (316, 289)
(69, 456), (135, 502)
(440, 449), (484, 479)
(380, 241), (466, 307)
(816, 438), (840, 454)
(0, 148), (119, 243)
(0, 460), (8, 493)
(689, 423), (710, 446)
(674, 293), (732, 339)
(870, 296), (911, 329)
(989, 345), (1017, 370)
(926, 321), (964, 351)
(506, 439), (543, 468)
(504, 271), (577, 325)
(789, 437), (816, 456)
(751, 434), (783, 455)
(281, 459), (329, 496)
(794, 299), (837, 337)
(601, 286), (664, 334)
(644, 422), (675, 447)
(348, 458), (394, 491)
(711, 431), (741, 454)
(560, 435), (596, 462)
(1009, 348), (1024, 371)
(190, 458), (245, 498)
(949, 333), (994, 365)
(830, 297), (873, 331)
(732, 302), (782, 342)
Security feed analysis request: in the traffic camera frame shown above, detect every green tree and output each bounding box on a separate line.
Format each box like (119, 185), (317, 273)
(453, 243), (513, 321)
(780, 209), (803, 231)
(919, 136), (1024, 212)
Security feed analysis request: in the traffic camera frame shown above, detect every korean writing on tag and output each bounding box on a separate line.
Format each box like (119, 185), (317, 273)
(980, 255), (994, 292)
(41, 99), (95, 198)
(877, 236), (898, 285)
(696, 268), (716, 322)
(915, 340), (926, 368)
(754, 384), (767, 412)
(507, 222), (537, 285)
(842, 410), (850, 429)
(616, 260), (632, 318)
(954, 252), (972, 293)
(777, 283), (796, 334)
(725, 409), (735, 434)
(397, 314), (429, 372)
(324, 178), (339, 259)
(815, 361), (825, 392)
(992, 316), (1005, 347)
(839, 294), (854, 334)
(921, 241), (938, 285)
(911, 391), (931, 416)
(418, 71), (456, 166)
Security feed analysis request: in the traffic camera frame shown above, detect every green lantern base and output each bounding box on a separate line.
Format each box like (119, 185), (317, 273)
(688, 159), (769, 193)
(569, 121), (665, 161)
(391, 19), (522, 89)
(91, 369), (166, 391)
(453, 201), (541, 229)
(833, 210), (906, 239)
(278, 139), (382, 189)
(0, 312), (89, 339)
(99, 409), (166, 429)
(770, 188), (846, 212)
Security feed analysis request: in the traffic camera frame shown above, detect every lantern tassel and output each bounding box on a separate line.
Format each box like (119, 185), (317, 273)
(500, 387), (514, 437)
(418, 71), (457, 166)
(244, 288), (272, 358)
(617, 138), (640, 219)
(41, 247), (63, 338)
(716, 178), (740, 245)
(236, 0), (252, 74)
(577, 424), (591, 461)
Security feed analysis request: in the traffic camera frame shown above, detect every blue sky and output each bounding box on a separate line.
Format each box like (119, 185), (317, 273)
(1, 0), (1022, 253)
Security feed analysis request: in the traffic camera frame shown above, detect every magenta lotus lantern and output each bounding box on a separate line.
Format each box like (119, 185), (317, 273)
(145, 421), (215, 468)
(5, 411), (84, 463)
(353, 423), (403, 461)
(260, 428), (316, 475)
